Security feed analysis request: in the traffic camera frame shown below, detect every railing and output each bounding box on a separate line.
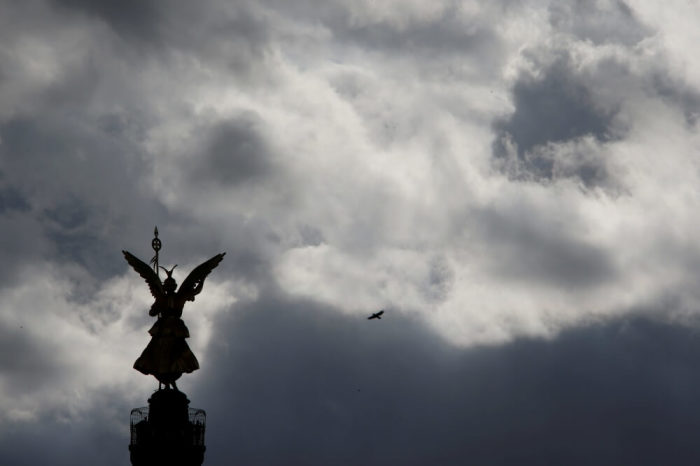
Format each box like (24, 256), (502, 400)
(189, 409), (206, 447)
(130, 407), (206, 447)
(130, 407), (148, 445)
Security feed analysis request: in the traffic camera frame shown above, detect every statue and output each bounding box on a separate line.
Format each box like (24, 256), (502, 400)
(123, 233), (225, 390)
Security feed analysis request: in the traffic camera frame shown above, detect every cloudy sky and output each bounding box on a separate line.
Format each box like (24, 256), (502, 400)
(2, 0), (700, 464)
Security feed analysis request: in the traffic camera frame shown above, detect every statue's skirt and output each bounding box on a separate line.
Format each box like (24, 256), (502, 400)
(134, 316), (199, 379)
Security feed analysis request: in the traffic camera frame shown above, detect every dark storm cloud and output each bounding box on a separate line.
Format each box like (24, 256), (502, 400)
(49, 0), (272, 82)
(493, 56), (619, 185)
(185, 296), (700, 465)
(0, 114), (163, 280)
(0, 323), (63, 395)
(0, 197), (45, 288)
(50, 0), (162, 42)
(193, 114), (274, 187)
(496, 57), (615, 152)
(40, 61), (104, 114)
(0, 185), (30, 214)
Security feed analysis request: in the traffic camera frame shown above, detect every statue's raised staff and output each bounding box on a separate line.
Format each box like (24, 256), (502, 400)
(123, 238), (225, 390)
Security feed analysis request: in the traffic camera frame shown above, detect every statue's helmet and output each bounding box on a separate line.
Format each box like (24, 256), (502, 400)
(160, 265), (178, 292)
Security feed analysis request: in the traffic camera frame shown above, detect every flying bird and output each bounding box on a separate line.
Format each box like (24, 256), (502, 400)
(368, 310), (384, 320)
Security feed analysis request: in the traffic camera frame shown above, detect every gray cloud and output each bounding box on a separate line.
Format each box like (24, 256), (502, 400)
(192, 114), (274, 187)
(0, 211), (46, 289)
(47, 0), (273, 89)
(651, 72), (700, 127)
(50, 0), (161, 42)
(0, 323), (63, 397)
(493, 55), (619, 186)
(548, 0), (651, 46)
(261, 0), (506, 79)
(0, 114), (164, 281)
(339, 13), (499, 64)
(473, 205), (617, 289)
(425, 254), (454, 303)
(0, 185), (30, 214)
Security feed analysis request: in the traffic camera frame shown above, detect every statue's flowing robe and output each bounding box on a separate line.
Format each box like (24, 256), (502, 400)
(133, 294), (199, 382)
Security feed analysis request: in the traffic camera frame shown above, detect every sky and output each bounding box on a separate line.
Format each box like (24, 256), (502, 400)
(2, 0), (700, 464)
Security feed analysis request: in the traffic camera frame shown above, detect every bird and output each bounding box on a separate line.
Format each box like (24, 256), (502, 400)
(368, 310), (384, 320)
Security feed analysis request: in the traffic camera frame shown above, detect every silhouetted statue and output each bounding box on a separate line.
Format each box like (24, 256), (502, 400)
(368, 310), (384, 320)
(123, 250), (225, 390)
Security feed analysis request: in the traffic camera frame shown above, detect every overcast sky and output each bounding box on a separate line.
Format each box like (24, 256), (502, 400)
(2, 0), (700, 464)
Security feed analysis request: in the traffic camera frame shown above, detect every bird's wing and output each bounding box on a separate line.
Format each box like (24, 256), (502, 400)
(123, 250), (164, 299)
(177, 252), (226, 301)
(377, 310), (384, 316)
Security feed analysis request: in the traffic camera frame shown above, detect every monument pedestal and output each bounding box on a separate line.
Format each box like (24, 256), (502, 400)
(129, 390), (206, 466)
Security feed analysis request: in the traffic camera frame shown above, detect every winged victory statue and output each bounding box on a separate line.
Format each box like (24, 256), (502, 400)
(123, 248), (225, 390)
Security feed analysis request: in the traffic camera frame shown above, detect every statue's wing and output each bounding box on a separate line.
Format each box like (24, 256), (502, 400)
(122, 250), (164, 299)
(177, 253), (226, 301)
